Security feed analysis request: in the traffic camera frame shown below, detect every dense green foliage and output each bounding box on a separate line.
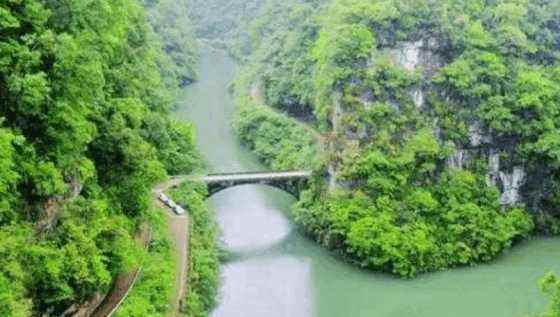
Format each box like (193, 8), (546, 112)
(231, 0), (560, 278)
(143, 0), (199, 86)
(233, 96), (318, 170)
(114, 211), (175, 317)
(169, 181), (220, 317)
(232, 0), (322, 114)
(537, 272), (560, 317)
(187, 0), (267, 57)
(0, 0), (198, 314)
(295, 171), (533, 277)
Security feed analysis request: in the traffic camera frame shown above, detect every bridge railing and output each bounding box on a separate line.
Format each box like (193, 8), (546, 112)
(205, 170), (312, 177)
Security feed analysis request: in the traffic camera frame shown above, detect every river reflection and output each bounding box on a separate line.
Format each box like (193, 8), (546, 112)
(210, 185), (313, 317)
(213, 256), (313, 317)
(212, 186), (292, 253)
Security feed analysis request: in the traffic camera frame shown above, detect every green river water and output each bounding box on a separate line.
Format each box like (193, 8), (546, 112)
(176, 46), (560, 317)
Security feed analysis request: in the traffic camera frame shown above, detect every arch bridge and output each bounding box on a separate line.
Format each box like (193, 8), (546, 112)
(168, 170), (312, 197)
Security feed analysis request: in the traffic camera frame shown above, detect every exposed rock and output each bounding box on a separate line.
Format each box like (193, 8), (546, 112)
(37, 179), (84, 232)
(432, 120), (444, 142)
(391, 38), (443, 110)
(499, 167), (526, 206)
(486, 150), (500, 187)
(328, 91), (343, 192)
(410, 87), (425, 108)
(393, 38), (443, 76)
(327, 164), (338, 192)
(360, 90), (374, 108)
(365, 38), (443, 111)
(484, 151), (526, 206)
(358, 125), (369, 140)
(388, 99), (401, 111)
(396, 40), (423, 72)
(69, 178), (83, 199)
(421, 37), (444, 77)
(60, 293), (106, 317)
(446, 149), (470, 170)
(468, 121), (491, 147)
(331, 91), (343, 134)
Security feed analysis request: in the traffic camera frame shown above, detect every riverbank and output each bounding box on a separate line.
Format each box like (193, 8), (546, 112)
(233, 95), (319, 170)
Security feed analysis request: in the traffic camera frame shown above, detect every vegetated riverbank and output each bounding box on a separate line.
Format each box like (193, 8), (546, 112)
(224, 0), (560, 313)
(232, 69), (560, 317)
(233, 95), (319, 170)
(234, 79), (534, 277)
(229, 0), (560, 279)
(169, 181), (220, 317)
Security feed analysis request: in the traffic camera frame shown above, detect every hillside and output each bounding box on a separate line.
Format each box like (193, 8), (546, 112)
(0, 0), (199, 315)
(230, 0), (560, 314)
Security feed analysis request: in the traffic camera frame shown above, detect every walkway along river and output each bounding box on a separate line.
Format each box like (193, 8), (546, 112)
(176, 46), (560, 317)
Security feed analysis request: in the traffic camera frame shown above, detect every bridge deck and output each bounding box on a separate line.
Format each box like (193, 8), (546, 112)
(202, 170), (312, 183)
(166, 170), (312, 196)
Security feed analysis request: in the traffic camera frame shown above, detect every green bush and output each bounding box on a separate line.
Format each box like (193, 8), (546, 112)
(233, 96), (318, 170)
(115, 211), (175, 317)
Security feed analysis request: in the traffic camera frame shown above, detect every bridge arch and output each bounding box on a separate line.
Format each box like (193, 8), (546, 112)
(205, 178), (304, 198)
(202, 171), (312, 198)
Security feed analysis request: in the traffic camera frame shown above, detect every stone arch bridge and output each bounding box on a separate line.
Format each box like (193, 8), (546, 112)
(167, 170), (313, 197)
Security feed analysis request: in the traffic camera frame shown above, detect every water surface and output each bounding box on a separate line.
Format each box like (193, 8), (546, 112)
(176, 46), (560, 317)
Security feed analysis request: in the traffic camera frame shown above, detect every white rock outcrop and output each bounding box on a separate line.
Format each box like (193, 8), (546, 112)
(446, 149), (468, 170)
(499, 167), (526, 206)
(397, 40), (423, 72)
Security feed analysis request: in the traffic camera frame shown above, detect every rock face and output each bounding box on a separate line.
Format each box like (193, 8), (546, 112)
(446, 149), (469, 170)
(394, 40), (436, 109)
(444, 126), (527, 207)
(499, 167), (526, 205)
(346, 37), (531, 207)
(485, 150), (526, 206)
(411, 88), (425, 108)
(468, 121), (492, 147)
(393, 39), (530, 207)
(487, 151), (501, 186)
(328, 91), (344, 191)
(396, 40), (423, 72)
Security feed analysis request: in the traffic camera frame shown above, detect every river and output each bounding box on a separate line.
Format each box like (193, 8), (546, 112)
(176, 46), (560, 317)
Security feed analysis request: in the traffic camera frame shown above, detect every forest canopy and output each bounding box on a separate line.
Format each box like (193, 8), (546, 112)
(0, 0), (198, 314)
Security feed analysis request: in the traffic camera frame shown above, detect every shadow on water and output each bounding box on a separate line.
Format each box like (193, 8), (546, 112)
(175, 45), (560, 317)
